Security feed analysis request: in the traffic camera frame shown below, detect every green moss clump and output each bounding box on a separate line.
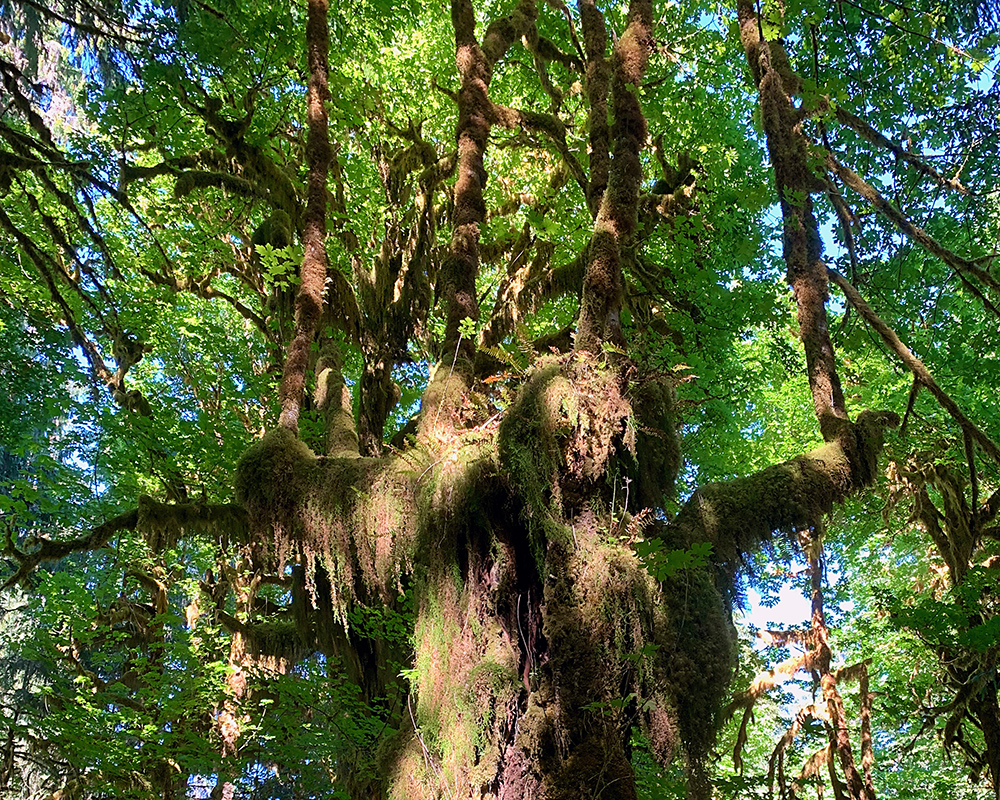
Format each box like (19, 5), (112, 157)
(235, 427), (318, 545)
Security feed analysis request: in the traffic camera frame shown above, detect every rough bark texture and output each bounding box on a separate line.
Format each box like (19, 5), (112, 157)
(577, 0), (610, 220)
(278, 0), (332, 432)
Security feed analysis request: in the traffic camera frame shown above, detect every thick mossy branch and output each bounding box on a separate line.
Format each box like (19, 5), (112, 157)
(664, 410), (899, 570)
(235, 429), (410, 610)
(234, 426), (500, 616)
(737, 0), (847, 439)
(441, 0), (538, 364)
(278, 0), (334, 432)
(577, 0), (611, 219)
(576, 0), (652, 354)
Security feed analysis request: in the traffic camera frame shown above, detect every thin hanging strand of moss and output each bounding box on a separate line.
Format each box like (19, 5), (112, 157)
(279, 0), (333, 432)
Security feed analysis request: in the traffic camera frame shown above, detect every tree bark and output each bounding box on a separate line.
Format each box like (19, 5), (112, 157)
(440, 0), (537, 364)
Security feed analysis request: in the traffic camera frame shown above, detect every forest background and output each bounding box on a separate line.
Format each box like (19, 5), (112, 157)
(1, 0), (1000, 798)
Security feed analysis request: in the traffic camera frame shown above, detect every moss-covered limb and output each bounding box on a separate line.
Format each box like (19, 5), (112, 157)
(520, 22), (579, 110)
(577, 0), (610, 219)
(236, 426), (432, 611)
(575, 0), (652, 355)
(629, 376), (681, 512)
(172, 169), (256, 199)
(2, 509), (137, 589)
(479, 0), (539, 65)
(662, 410), (899, 571)
(442, 0), (538, 366)
(314, 344), (361, 458)
(1, 500), (247, 589)
(174, 86), (299, 221)
(278, 0), (333, 433)
(828, 267), (1000, 467)
(833, 106), (969, 194)
(421, 0), (537, 424)
(826, 155), (1000, 295)
(498, 356), (636, 523)
(119, 150), (208, 187)
(736, 0), (847, 441)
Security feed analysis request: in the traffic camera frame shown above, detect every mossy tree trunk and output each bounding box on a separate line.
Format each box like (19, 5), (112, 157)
(736, 0), (847, 442)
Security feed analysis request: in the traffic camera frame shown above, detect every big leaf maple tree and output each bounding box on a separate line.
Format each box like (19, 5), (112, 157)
(1, 0), (999, 798)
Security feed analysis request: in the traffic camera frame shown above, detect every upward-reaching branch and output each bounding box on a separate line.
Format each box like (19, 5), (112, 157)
(833, 106), (969, 195)
(576, 0), (610, 220)
(737, 0), (848, 440)
(826, 154), (1000, 294)
(828, 267), (1000, 467)
(278, 0), (332, 432)
(439, 0), (537, 365)
(575, 0), (653, 355)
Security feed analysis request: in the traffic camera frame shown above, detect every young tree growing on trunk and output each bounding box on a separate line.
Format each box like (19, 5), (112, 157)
(1, 0), (999, 798)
